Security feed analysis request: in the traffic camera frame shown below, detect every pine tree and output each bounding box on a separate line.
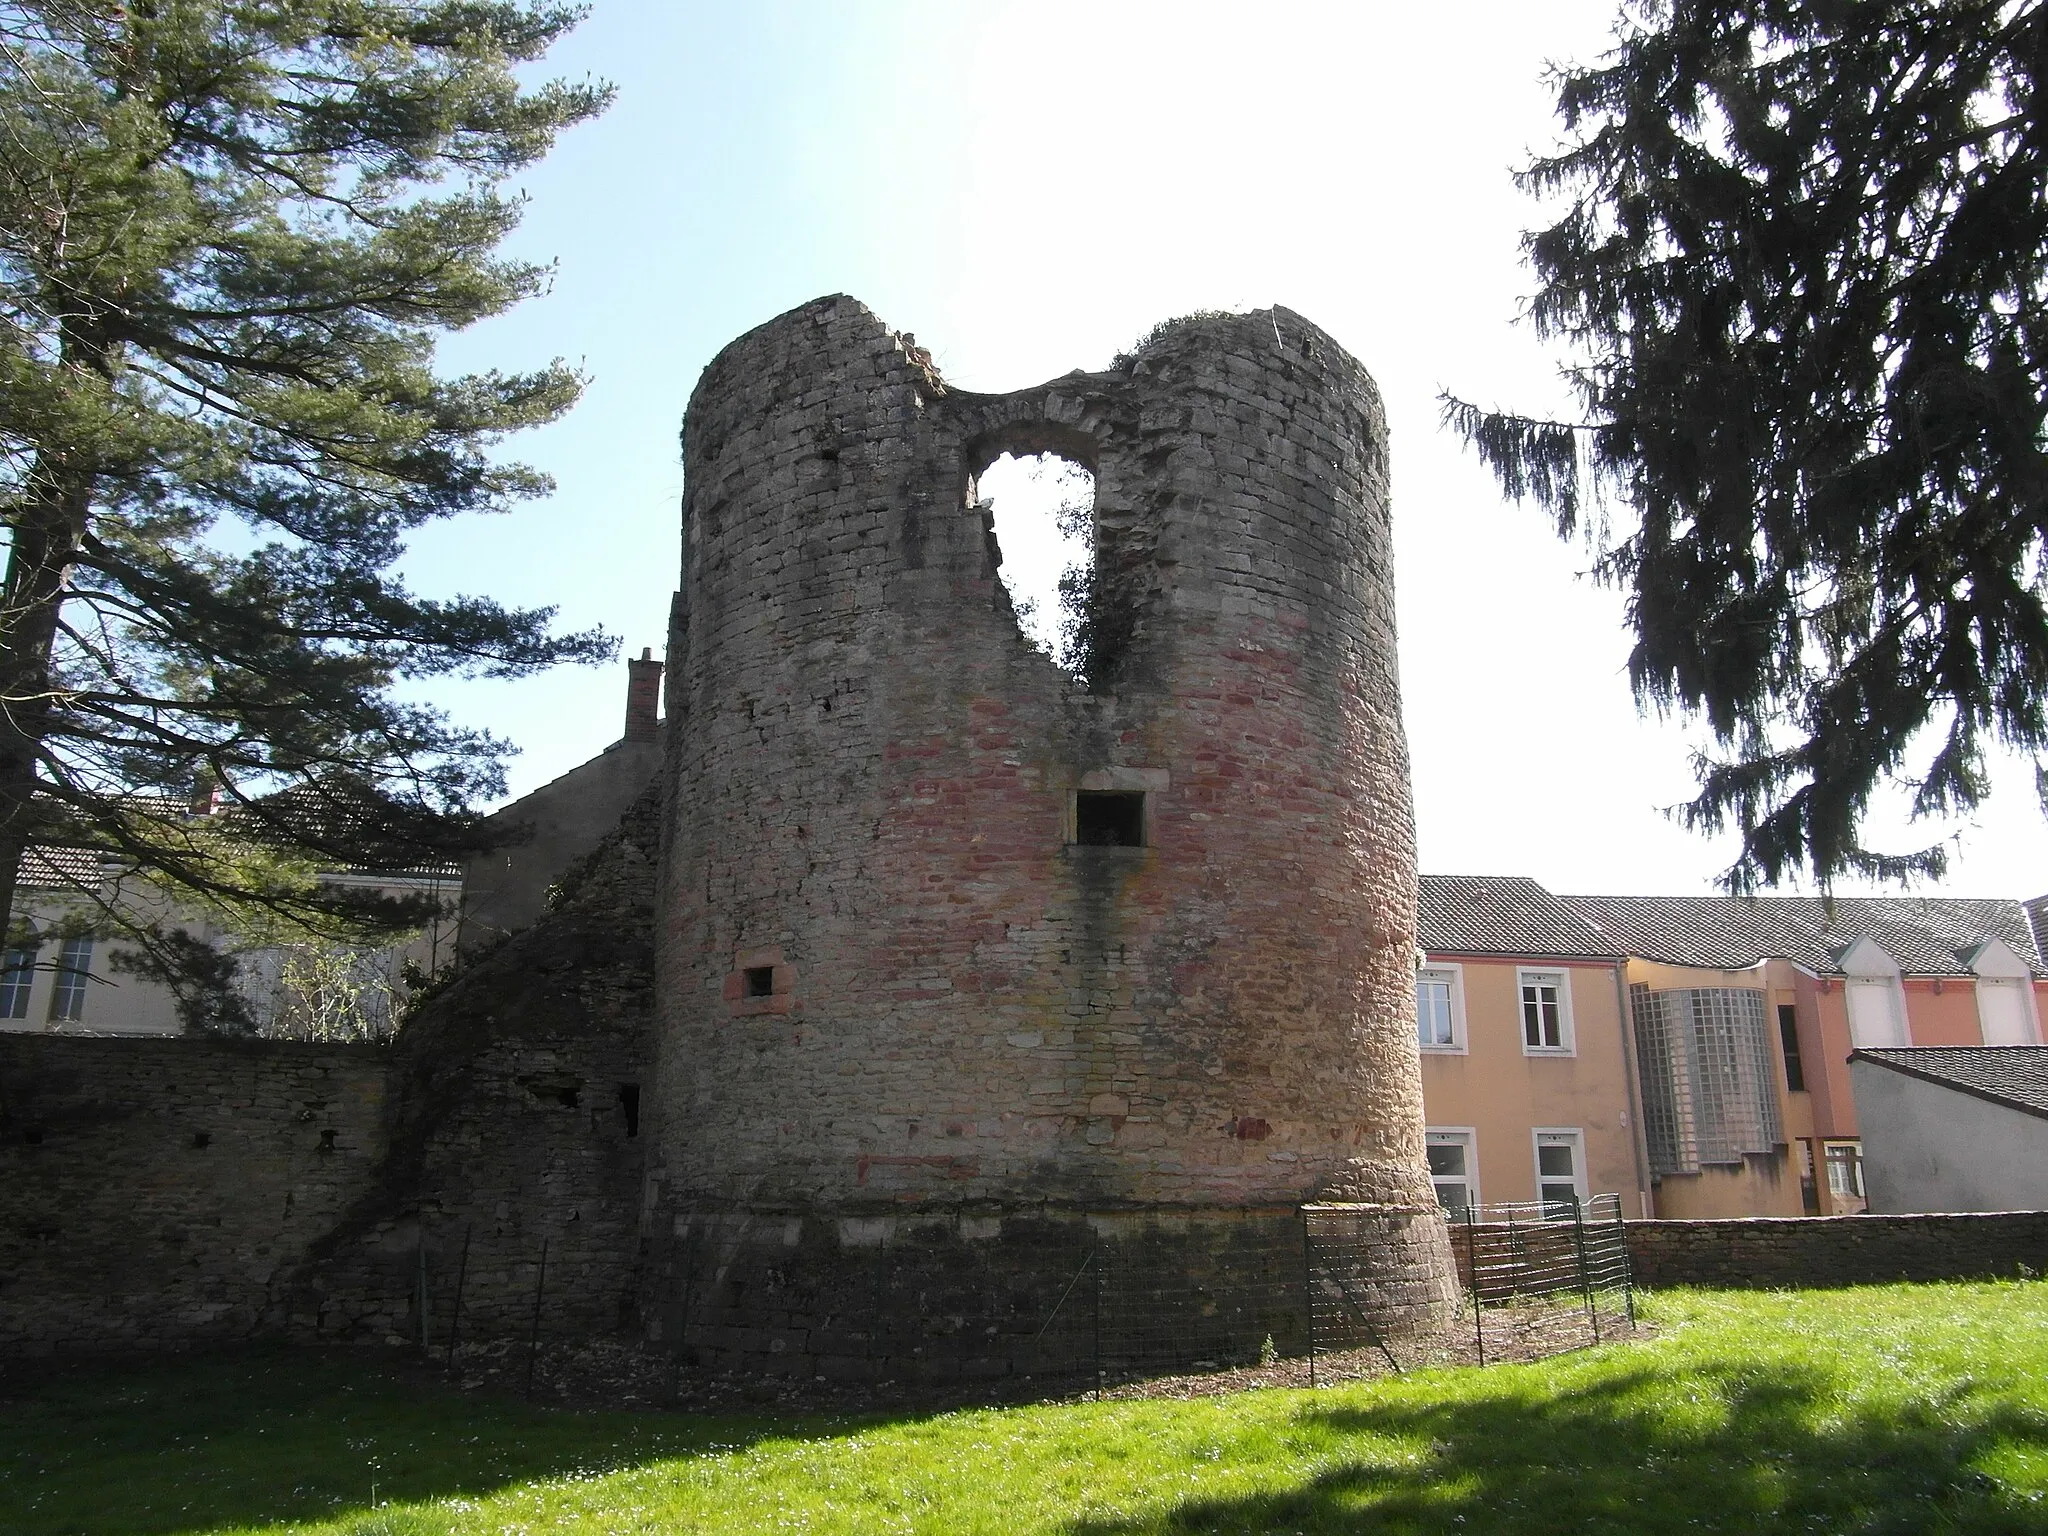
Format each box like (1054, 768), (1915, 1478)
(1445, 0), (2048, 891)
(0, 1), (612, 957)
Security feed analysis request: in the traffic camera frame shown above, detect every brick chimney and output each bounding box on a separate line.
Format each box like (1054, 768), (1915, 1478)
(624, 647), (663, 743)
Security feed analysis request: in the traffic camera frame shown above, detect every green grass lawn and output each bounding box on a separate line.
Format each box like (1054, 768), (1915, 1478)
(6, 1283), (2047, 1535)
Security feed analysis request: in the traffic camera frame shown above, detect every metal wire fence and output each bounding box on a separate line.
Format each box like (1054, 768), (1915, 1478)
(1305, 1194), (1637, 1383)
(637, 1199), (1638, 1399)
(1451, 1193), (1637, 1366)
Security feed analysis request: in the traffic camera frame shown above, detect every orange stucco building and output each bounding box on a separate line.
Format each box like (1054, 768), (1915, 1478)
(1416, 878), (2048, 1220)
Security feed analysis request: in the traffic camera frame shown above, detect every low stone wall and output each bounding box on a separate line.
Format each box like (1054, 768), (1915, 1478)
(648, 1202), (1458, 1386)
(0, 1034), (389, 1355)
(1626, 1212), (2048, 1289)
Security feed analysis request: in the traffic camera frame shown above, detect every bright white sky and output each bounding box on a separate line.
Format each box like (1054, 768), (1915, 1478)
(417, 0), (2048, 902)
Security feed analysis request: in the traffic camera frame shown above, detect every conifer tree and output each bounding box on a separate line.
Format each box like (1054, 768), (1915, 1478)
(1446, 0), (2048, 891)
(0, 1), (612, 955)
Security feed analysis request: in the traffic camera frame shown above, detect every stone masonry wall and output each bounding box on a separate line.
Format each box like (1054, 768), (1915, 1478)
(1625, 1213), (2048, 1289)
(0, 784), (660, 1360)
(646, 296), (1457, 1374)
(655, 298), (1436, 1213)
(0, 1036), (387, 1355)
(290, 783), (661, 1347)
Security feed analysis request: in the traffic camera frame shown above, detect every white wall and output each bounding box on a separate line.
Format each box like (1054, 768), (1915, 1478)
(1854, 1060), (2048, 1213)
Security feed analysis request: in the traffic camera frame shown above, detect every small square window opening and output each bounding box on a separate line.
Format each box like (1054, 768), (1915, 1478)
(742, 965), (775, 999)
(1075, 790), (1144, 847)
(1426, 1128), (1478, 1216)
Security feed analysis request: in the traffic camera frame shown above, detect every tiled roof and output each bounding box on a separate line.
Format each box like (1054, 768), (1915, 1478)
(1852, 1046), (2048, 1121)
(1418, 875), (2047, 977)
(2026, 896), (2048, 972)
(1417, 876), (1616, 959)
(17, 844), (109, 890)
(1564, 893), (2046, 977)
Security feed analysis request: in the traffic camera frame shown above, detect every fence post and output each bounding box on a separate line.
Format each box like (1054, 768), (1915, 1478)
(445, 1225), (471, 1374)
(1615, 1202), (1637, 1328)
(1465, 1204), (1484, 1367)
(1091, 1232), (1104, 1400)
(1570, 1196), (1600, 1343)
(416, 1238), (429, 1351)
(1301, 1207), (1316, 1389)
(524, 1238), (549, 1400)
(670, 1229), (698, 1403)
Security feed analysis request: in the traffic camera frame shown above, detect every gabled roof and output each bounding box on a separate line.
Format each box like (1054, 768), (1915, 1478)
(2025, 896), (2048, 971)
(1417, 876), (1616, 960)
(1564, 893), (2047, 977)
(1851, 1046), (2048, 1121)
(1416, 875), (2048, 977)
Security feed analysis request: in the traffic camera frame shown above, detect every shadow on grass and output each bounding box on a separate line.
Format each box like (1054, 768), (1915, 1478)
(0, 1346), (895, 1536)
(1069, 1359), (2048, 1535)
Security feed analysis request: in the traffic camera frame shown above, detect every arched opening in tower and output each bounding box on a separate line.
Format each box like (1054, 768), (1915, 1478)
(977, 451), (1096, 678)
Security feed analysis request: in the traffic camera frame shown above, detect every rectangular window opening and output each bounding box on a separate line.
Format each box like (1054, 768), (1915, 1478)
(1074, 790), (1145, 847)
(1534, 1129), (1587, 1219)
(48, 936), (91, 1023)
(618, 1083), (641, 1138)
(0, 941), (36, 1020)
(742, 965), (775, 999)
(1776, 1003), (1806, 1092)
(1426, 1129), (1477, 1217)
(1416, 966), (1461, 1050)
(1519, 969), (1570, 1052)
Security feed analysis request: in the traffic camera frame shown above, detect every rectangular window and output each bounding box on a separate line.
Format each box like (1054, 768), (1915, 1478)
(47, 936), (91, 1023)
(1073, 790), (1145, 847)
(1797, 1138), (1821, 1215)
(0, 942), (35, 1019)
(1519, 968), (1573, 1053)
(1415, 965), (1464, 1051)
(1824, 1140), (1864, 1200)
(1976, 976), (2035, 1045)
(1777, 1003), (1806, 1092)
(1533, 1128), (1587, 1216)
(1426, 1128), (1478, 1217)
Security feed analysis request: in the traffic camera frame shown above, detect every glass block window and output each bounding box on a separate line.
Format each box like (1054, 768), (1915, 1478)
(1632, 984), (1782, 1173)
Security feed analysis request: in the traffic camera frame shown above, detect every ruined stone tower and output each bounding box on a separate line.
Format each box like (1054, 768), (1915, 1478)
(647, 297), (1456, 1380)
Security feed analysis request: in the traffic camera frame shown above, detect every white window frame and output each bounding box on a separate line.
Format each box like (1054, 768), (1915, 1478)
(1426, 1126), (1480, 1216)
(1517, 966), (1576, 1056)
(1839, 937), (1908, 1048)
(0, 934), (37, 1020)
(1532, 1126), (1589, 1212)
(1823, 1139), (1864, 1199)
(1964, 939), (2043, 1045)
(47, 935), (91, 1024)
(1415, 962), (1467, 1053)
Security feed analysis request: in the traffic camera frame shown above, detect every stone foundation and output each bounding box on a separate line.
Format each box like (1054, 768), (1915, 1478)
(648, 1202), (1456, 1385)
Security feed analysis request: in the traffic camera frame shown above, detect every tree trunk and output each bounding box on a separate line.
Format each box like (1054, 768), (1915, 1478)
(0, 452), (93, 943)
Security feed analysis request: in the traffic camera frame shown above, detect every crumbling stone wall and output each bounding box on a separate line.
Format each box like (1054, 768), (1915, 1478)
(0, 1036), (386, 1355)
(0, 786), (660, 1360)
(288, 781), (661, 1346)
(649, 296), (1457, 1376)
